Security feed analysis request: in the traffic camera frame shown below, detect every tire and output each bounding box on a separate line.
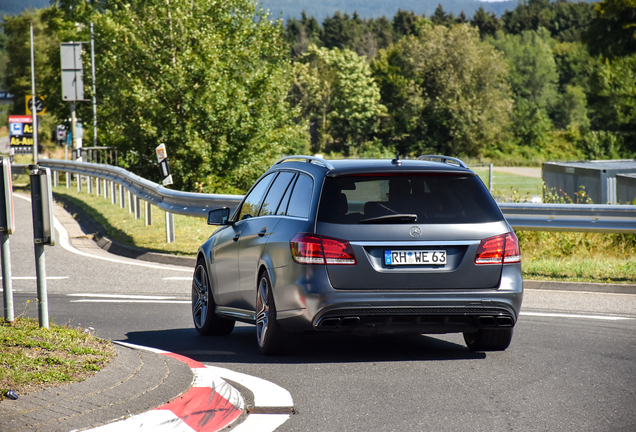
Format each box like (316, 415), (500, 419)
(192, 259), (235, 336)
(255, 271), (287, 355)
(463, 328), (513, 351)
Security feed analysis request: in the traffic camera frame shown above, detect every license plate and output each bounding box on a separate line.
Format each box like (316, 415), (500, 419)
(384, 250), (447, 266)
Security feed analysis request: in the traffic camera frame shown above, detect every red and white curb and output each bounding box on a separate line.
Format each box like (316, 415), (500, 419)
(86, 342), (293, 432)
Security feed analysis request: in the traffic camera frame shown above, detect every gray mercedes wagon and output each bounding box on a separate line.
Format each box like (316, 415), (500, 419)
(192, 155), (523, 355)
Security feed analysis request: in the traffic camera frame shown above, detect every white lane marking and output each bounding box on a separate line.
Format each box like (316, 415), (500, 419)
(521, 311), (635, 321)
(115, 341), (169, 354)
(525, 288), (636, 297)
(70, 299), (190, 304)
(68, 293), (178, 299)
(86, 409), (195, 432)
(205, 365), (293, 408)
(163, 277), (192, 281)
(1, 276), (69, 280)
(230, 414), (291, 432)
(14, 193), (192, 273)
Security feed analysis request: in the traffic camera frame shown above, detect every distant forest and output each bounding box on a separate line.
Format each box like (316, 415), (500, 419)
(259, 0), (519, 21)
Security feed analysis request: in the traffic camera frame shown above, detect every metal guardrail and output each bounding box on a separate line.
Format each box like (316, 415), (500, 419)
(499, 203), (636, 234)
(36, 159), (243, 217)
(13, 160), (636, 234)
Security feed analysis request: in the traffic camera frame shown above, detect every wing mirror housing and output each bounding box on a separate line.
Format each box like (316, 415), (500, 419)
(207, 208), (231, 225)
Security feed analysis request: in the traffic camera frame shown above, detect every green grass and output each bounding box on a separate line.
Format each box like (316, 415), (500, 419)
(0, 316), (115, 400)
(53, 183), (214, 256)
(472, 168), (543, 201)
(523, 257), (636, 283)
(518, 231), (636, 284)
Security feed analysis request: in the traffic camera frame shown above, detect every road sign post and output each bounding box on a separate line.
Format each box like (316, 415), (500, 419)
(0, 159), (15, 322)
(29, 165), (56, 328)
(156, 144), (173, 186)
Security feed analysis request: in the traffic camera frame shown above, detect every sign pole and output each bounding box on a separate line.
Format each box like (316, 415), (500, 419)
(0, 158), (14, 322)
(91, 22), (97, 147)
(30, 22), (38, 164)
(71, 102), (77, 161)
(29, 165), (55, 329)
(1, 232), (12, 322)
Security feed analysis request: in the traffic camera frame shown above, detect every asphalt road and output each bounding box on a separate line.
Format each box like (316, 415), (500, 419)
(5, 195), (636, 431)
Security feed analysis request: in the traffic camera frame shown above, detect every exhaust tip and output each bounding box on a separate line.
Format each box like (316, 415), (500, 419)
(477, 316), (496, 327)
(496, 316), (514, 327)
(340, 317), (360, 327)
(319, 318), (341, 328)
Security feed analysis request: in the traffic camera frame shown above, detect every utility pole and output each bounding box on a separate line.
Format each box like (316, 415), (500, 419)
(30, 22), (38, 163)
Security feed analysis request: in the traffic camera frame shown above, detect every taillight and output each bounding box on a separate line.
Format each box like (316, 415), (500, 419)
(290, 233), (356, 265)
(475, 232), (521, 265)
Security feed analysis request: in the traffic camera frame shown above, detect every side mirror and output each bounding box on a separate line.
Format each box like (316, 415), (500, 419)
(207, 208), (231, 226)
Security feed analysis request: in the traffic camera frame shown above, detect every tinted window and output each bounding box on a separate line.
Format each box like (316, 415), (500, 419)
(286, 174), (313, 218)
(276, 174), (297, 215)
(238, 173), (275, 221)
(259, 171), (296, 216)
(318, 175), (502, 224)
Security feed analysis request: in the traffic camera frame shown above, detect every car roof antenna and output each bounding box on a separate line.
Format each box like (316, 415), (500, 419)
(391, 153), (402, 165)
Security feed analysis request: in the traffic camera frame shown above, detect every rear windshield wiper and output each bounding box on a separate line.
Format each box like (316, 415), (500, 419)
(359, 214), (418, 224)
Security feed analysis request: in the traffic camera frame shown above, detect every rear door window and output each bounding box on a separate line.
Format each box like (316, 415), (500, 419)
(318, 174), (502, 224)
(286, 173), (314, 219)
(259, 171), (296, 216)
(237, 173), (275, 221)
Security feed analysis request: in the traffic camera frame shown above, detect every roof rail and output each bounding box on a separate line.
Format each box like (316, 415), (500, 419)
(273, 155), (335, 170)
(417, 154), (468, 169)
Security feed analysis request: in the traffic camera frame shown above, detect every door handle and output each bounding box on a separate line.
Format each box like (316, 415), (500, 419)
(258, 227), (267, 237)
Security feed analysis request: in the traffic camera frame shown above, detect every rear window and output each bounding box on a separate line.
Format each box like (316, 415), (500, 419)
(317, 174), (502, 224)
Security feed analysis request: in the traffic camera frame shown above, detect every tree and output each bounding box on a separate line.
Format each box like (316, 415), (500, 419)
(430, 5), (454, 27)
(285, 12), (323, 58)
(392, 10), (429, 38)
(583, 0), (636, 58)
(372, 24), (513, 157)
(290, 45), (385, 155)
(588, 54), (636, 150)
(2, 7), (65, 144)
(471, 6), (502, 39)
(488, 29), (559, 146)
(82, 0), (307, 193)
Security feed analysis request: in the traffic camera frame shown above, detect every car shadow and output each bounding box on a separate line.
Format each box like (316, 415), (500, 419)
(121, 325), (487, 364)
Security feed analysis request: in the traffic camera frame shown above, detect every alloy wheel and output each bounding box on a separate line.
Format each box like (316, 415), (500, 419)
(192, 264), (209, 329)
(256, 275), (269, 347)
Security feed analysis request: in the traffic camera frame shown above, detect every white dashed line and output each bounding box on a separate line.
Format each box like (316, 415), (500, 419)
(520, 311), (635, 321)
(67, 294), (190, 304)
(1, 276), (69, 280)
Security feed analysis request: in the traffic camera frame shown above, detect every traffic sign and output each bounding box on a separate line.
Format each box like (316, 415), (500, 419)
(26, 95), (46, 115)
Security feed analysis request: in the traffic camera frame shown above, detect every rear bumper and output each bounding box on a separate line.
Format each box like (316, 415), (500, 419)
(273, 263), (523, 335)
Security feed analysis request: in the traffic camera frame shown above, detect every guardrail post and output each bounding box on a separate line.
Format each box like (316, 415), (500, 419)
(54, 171), (59, 187)
(111, 181), (116, 205)
(88, 176), (93, 194)
(66, 172), (70, 189)
(119, 185), (125, 209)
(134, 196), (141, 219)
(166, 211), (175, 243)
(103, 179), (108, 199)
(145, 201), (152, 226)
(77, 174), (82, 192)
(97, 177), (102, 196)
(127, 189), (134, 214)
